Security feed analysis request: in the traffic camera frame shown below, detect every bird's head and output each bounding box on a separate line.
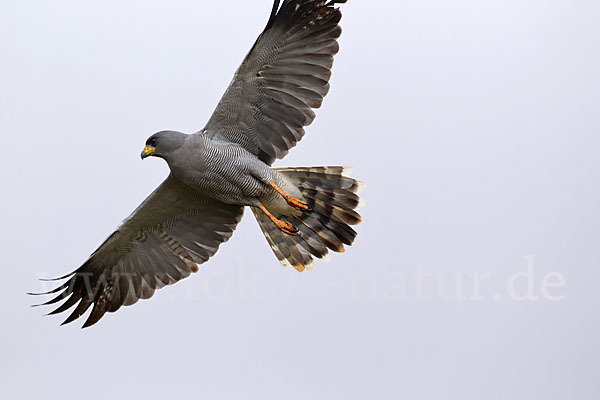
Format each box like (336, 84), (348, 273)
(141, 130), (186, 161)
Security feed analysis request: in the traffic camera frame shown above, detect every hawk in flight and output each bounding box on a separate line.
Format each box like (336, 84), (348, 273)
(33, 0), (363, 328)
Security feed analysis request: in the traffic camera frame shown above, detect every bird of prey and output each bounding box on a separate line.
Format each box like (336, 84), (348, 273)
(32, 0), (363, 328)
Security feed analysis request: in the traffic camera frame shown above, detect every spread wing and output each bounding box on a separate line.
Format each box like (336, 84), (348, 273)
(203, 0), (346, 165)
(32, 176), (243, 328)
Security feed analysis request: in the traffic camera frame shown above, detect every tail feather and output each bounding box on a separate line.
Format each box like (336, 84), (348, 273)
(252, 166), (363, 272)
(301, 187), (361, 209)
(310, 197), (361, 225)
(297, 214), (346, 253)
(252, 209), (316, 270)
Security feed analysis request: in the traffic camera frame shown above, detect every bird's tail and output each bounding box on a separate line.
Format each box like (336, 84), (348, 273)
(251, 166), (364, 272)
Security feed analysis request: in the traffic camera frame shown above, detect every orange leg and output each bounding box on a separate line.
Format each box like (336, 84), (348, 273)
(259, 204), (299, 236)
(269, 182), (310, 212)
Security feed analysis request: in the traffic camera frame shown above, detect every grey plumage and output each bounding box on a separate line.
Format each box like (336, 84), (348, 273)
(205, 0), (347, 164)
(32, 0), (362, 328)
(35, 178), (243, 327)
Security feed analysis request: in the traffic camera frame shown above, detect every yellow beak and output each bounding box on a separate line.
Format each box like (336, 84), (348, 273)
(141, 145), (156, 159)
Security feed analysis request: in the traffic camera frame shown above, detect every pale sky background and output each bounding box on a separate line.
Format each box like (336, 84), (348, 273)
(1, 0), (599, 398)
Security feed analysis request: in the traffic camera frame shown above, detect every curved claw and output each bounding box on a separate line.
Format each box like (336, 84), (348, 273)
(258, 204), (299, 236)
(287, 197), (310, 212)
(277, 220), (299, 236)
